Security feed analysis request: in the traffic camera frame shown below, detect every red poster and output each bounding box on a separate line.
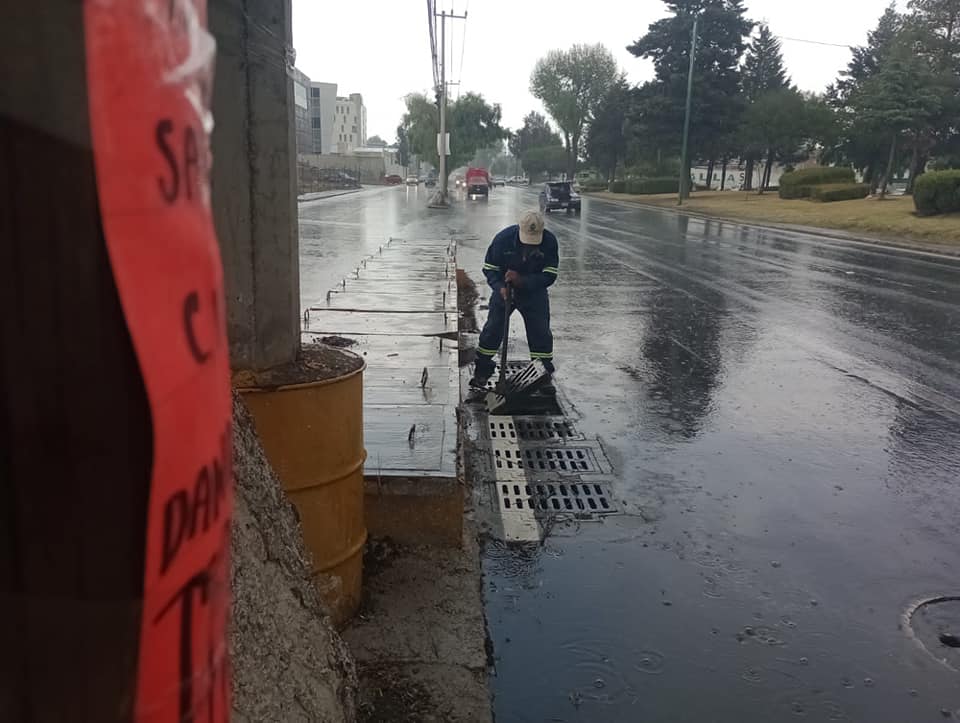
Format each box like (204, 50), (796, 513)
(83, 1), (233, 721)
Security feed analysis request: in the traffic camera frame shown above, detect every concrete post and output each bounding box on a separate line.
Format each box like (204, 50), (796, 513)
(210, 0), (300, 371)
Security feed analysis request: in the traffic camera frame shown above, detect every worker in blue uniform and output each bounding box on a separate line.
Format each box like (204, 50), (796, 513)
(471, 209), (559, 394)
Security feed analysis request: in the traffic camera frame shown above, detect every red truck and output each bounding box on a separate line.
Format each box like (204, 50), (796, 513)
(465, 167), (490, 200)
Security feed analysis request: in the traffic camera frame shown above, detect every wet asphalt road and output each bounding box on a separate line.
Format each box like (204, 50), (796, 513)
(300, 186), (960, 722)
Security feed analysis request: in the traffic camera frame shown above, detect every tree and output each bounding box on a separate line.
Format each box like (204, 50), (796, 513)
(740, 23), (789, 189)
(741, 88), (814, 191)
(395, 124), (410, 167)
(470, 142), (505, 169)
(530, 44), (620, 179)
(628, 0), (753, 188)
(400, 91), (506, 172)
(521, 145), (567, 180)
(829, 2), (955, 192)
(903, 0), (960, 187)
(585, 78), (632, 182)
(366, 134), (388, 148)
(509, 111), (562, 159)
(828, 4), (905, 186)
(742, 24), (789, 101)
(852, 39), (942, 196)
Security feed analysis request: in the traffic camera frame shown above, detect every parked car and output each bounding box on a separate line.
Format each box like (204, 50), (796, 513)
(384, 174), (403, 185)
(405, 175), (419, 185)
(539, 181), (581, 214)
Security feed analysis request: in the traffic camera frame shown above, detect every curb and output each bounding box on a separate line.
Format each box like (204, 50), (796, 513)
(297, 187), (364, 203)
(585, 193), (960, 260)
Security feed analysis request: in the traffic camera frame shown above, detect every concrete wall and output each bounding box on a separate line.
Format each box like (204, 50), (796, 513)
(299, 153), (387, 185)
(210, 0), (300, 371)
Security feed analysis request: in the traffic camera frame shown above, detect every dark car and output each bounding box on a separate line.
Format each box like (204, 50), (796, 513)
(424, 178), (437, 188)
(539, 181), (581, 214)
(384, 174), (403, 185)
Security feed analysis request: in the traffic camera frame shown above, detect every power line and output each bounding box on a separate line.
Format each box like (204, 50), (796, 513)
(427, 0), (439, 90)
(777, 35), (854, 50)
(456, 0), (469, 99)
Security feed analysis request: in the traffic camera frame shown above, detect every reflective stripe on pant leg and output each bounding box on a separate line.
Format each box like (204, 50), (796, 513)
(517, 292), (553, 364)
(476, 293), (506, 375)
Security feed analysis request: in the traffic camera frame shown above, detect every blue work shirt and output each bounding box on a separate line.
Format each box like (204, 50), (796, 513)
(481, 224), (559, 295)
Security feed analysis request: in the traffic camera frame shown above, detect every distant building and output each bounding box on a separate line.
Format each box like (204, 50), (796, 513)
(308, 81), (337, 154)
(691, 157), (819, 191)
(292, 68), (312, 155)
(291, 64), (369, 155)
(328, 92), (366, 154)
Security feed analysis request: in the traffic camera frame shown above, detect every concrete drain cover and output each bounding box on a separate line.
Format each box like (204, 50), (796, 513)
(905, 596), (960, 671)
(488, 418), (580, 442)
(497, 481), (616, 515)
(491, 441), (611, 479)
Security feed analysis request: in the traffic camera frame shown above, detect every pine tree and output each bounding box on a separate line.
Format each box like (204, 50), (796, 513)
(739, 23), (789, 189)
(627, 0), (753, 187)
(829, 4), (904, 187)
(741, 24), (789, 102)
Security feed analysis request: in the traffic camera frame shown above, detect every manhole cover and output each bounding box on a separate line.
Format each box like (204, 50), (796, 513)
(491, 442), (611, 479)
(497, 481), (617, 515)
(488, 418), (580, 442)
(905, 596), (960, 670)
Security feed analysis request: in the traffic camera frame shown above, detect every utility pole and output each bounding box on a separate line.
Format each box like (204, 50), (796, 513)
(678, 15), (699, 205)
(429, 6), (466, 208)
(439, 10), (447, 200)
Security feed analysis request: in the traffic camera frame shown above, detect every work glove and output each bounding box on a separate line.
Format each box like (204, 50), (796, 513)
(504, 270), (521, 286)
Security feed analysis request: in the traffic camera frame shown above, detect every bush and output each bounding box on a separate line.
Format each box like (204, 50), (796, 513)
(779, 184), (816, 199)
(780, 166), (854, 199)
(914, 170), (960, 216)
(609, 180), (627, 193)
(580, 180), (607, 192)
(626, 177), (679, 195)
(811, 183), (871, 202)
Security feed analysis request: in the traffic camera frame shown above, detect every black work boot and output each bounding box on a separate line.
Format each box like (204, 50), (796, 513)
(469, 372), (491, 390)
(539, 377), (557, 396)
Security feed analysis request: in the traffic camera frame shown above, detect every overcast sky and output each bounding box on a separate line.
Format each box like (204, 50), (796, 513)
(292, 0), (905, 143)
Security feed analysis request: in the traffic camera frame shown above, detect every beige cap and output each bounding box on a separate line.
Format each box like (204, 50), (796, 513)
(518, 209), (544, 245)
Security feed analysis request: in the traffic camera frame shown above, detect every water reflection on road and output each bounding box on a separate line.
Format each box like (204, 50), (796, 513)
(300, 187), (960, 722)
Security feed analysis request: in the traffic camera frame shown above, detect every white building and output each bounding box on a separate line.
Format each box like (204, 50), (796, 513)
(691, 158), (818, 191)
(307, 82), (337, 154)
(306, 82), (366, 155)
(331, 92), (366, 155)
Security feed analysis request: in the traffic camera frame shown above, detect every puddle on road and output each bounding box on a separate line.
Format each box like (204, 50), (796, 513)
(906, 596), (960, 671)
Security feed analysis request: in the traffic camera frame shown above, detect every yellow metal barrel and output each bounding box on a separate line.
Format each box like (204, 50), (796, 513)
(238, 354), (366, 626)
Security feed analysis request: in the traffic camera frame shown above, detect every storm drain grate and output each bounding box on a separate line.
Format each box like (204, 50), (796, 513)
(482, 361), (536, 390)
(498, 481), (616, 514)
(488, 418), (579, 441)
(493, 445), (607, 474)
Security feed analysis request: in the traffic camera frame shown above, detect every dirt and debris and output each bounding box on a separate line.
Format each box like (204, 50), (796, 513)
(320, 335), (358, 348)
(233, 343), (364, 389)
(457, 268), (481, 367)
(355, 665), (436, 723)
(230, 393), (357, 722)
(457, 268), (479, 333)
(343, 526), (492, 723)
